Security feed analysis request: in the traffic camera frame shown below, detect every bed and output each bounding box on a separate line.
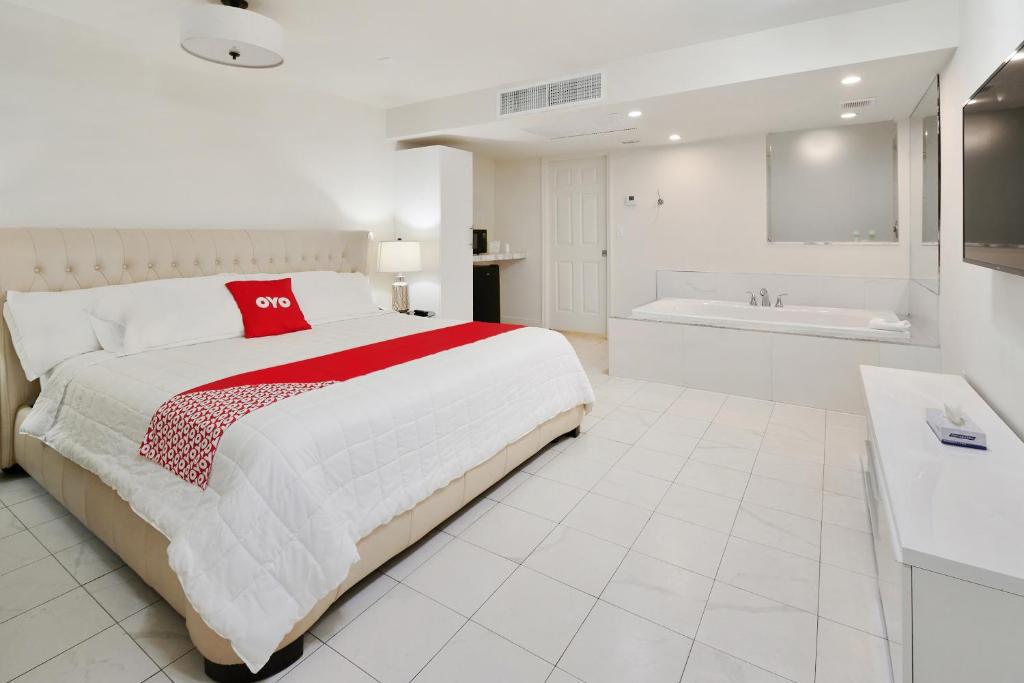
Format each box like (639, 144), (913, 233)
(0, 228), (592, 681)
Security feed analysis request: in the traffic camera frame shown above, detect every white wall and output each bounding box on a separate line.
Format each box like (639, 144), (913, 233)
(939, 0), (1024, 435)
(0, 3), (394, 237)
(493, 159), (543, 326)
(393, 146), (473, 319)
(473, 156), (496, 231)
(609, 133), (911, 316)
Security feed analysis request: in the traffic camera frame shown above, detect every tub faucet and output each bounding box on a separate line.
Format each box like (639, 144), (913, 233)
(760, 288), (770, 307)
(745, 291), (757, 306)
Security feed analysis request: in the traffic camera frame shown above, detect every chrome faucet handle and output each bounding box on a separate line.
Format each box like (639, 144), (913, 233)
(745, 291), (757, 306)
(775, 293), (788, 308)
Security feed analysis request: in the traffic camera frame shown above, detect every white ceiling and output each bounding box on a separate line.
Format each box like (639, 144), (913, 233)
(405, 50), (953, 158)
(5, 0), (907, 108)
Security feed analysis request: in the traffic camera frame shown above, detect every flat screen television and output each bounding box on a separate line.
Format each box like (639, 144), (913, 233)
(963, 41), (1024, 276)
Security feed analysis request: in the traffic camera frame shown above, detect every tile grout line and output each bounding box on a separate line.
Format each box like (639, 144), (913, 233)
(3, 481), (168, 682)
(0, 555), (81, 626)
(338, 393), (860, 678)
(0, 484), (139, 680)
(813, 425), (827, 683)
(551, 448), (669, 676)
(6, 621), (127, 682)
(329, 434), (626, 681)
(677, 399), (766, 683)
(406, 398), (675, 680)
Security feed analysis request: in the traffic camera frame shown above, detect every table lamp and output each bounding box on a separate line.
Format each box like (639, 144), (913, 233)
(377, 239), (421, 313)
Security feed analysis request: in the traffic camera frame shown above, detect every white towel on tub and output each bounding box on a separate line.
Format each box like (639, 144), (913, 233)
(869, 318), (912, 332)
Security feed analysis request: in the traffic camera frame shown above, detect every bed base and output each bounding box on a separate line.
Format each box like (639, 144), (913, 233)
(12, 404), (585, 680)
(204, 637), (304, 683)
(200, 422), (582, 683)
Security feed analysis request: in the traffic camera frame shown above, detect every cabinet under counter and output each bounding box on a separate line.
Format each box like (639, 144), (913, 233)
(861, 366), (1024, 683)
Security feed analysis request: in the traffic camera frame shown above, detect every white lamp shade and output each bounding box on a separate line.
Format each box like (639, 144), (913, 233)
(377, 240), (422, 273)
(180, 4), (284, 68)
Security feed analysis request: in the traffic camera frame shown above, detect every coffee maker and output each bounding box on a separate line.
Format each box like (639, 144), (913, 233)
(472, 229), (488, 255)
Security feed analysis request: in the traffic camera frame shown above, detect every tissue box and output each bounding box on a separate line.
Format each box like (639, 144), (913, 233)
(926, 409), (987, 450)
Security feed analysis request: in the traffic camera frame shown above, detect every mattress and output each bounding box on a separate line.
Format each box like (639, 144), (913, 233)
(20, 311), (595, 670)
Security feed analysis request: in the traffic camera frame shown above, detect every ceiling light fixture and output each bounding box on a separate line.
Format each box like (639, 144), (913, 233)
(841, 75), (862, 85)
(841, 112), (857, 119)
(669, 134), (681, 141)
(180, 0), (284, 68)
(627, 110), (643, 118)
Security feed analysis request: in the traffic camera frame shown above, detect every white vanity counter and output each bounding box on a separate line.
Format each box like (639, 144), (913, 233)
(861, 366), (1024, 683)
(862, 366), (1024, 594)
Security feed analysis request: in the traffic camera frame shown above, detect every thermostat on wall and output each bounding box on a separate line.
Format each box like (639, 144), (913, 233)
(624, 194), (637, 207)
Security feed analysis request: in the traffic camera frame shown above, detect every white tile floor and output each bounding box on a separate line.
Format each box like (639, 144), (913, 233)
(0, 332), (892, 683)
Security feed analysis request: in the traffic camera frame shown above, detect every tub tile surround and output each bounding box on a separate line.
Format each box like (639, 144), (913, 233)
(611, 270), (943, 413)
(610, 316), (941, 413)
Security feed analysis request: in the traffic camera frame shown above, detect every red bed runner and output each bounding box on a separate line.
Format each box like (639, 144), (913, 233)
(138, 322), (522, 489)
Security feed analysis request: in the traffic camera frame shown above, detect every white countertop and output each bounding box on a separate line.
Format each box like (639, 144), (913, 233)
(472, 253), (526, 264)
(862, 366), (1024, 596)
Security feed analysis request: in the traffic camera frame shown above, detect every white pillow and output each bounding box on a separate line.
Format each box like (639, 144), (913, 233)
(289, 271), (378, 324)
(89, 274), (244, 356)
(3, 289), (103, 381)
(233, 271), (378, 324)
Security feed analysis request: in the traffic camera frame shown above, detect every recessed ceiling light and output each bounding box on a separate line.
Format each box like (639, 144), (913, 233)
(841, 112), (857, 119)
(841, 75), (862, 86)
(669, 134), (681, 141)
(627, 110), (643, 118)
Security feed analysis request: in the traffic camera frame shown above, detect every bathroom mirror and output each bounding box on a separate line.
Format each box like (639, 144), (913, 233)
(910, 76), (940, 293)
(767, 120), (899, 243)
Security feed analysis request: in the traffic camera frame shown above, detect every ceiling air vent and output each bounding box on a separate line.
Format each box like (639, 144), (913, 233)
(499, 72), (603, 117)
(841, 97), (877, 110)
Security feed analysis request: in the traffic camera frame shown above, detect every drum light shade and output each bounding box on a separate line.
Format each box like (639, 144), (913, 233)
(377, 240), (422, 274)
(180, 4), (284, 68)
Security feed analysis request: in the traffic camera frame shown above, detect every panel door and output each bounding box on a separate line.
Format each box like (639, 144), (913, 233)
(548, 157), (607, 334)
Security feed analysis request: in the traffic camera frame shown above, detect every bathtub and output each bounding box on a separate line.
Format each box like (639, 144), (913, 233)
(631, 297), (911, 341)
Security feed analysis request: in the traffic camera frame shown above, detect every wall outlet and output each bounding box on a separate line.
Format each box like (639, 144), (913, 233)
(624, 194), (637, 207)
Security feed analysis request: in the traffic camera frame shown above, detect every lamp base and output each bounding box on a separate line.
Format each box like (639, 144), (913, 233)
(391, 280), (409, 313)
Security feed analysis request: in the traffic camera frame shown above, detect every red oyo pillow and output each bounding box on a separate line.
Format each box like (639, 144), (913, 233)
(225, 278), (312, 338)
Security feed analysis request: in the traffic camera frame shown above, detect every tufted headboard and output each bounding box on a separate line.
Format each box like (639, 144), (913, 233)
(0, 228), (370, 469)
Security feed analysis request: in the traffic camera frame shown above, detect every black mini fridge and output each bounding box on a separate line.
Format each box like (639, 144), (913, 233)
(473, 265), (500, 323)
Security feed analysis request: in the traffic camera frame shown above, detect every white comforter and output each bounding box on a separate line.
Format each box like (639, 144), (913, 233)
(21, 312), (594, 671)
